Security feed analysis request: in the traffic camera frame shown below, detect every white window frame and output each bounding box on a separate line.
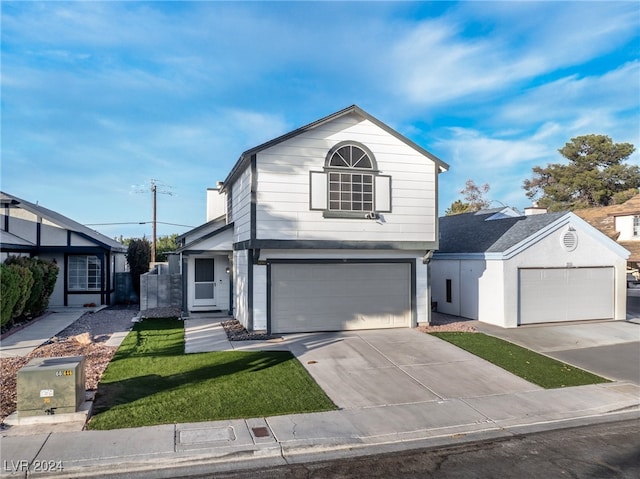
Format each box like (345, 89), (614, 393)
(309, 141), (392, 218)
(68, 255), (101, 291)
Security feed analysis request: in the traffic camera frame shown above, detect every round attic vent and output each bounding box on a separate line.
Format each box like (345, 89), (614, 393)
(562, 229), (578, 252)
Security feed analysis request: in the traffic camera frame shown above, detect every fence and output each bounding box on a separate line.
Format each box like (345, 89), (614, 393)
(140, 269), (182, 312)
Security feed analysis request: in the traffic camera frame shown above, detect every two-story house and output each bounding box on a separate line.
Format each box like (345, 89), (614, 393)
(575, 193), (640, 274)
(176, 105), (448, 333)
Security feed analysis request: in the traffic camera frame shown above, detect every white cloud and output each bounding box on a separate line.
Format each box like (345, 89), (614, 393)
(385, 2), (639, 108)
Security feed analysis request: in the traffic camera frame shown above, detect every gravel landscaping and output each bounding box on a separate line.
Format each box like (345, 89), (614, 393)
(0, 306), (138, 422)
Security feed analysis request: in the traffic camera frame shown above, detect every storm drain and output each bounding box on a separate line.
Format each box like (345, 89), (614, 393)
(251, 426), (270, 438)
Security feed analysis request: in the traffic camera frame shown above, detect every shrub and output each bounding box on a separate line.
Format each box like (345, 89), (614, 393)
(1, 264), (21, 327)
(9, 264), (34, 319)
(126, 238), (151, 297)
(4, 256), (59, 318)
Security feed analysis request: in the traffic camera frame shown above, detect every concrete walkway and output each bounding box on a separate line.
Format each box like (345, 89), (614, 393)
(1, 314), (639, 478)
(0, 307), (105, 358)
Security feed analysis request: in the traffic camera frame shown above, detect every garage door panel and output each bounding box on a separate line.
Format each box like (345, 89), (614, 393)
(271, 263), (412, 333)
(519, 267), (613, 325)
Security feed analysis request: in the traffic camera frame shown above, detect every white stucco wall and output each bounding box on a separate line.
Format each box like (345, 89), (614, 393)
(503, 221), (628, 327)
(432, 215), (628, 328)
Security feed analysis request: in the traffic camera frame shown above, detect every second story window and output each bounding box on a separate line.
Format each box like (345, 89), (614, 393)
(634, 215), (640, 237)
(327, 144), (375, 212)
(309, 141), (391, 218)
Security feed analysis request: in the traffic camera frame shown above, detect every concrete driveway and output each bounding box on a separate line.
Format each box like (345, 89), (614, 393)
(475, 320), (640, 385)
(265, 329), (542, 409)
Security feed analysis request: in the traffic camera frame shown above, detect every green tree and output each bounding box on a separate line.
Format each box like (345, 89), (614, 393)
(523, 134), (639, 211)
(126, 238), (151, 297)
(445, 180), (491, 215)
(154, 234), (179, 262)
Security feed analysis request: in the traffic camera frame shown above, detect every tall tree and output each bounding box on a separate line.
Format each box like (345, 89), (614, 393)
(445, 180), (491, 215)
(155, 234), (179, 262)
(523, 134), (639, 211)
(126, 238), (151, 296)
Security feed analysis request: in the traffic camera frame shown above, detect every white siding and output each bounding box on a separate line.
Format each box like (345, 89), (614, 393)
(253, 264), (267, 330)
(233, 249), (250, 329)
(232, 167), (252, 244)
(615, 215), (638, 241)
(254, 116), (438, 243)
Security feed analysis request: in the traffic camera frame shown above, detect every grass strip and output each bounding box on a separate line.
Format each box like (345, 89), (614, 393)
(88, 318), (336, 430)
(430, 332), (610, 389)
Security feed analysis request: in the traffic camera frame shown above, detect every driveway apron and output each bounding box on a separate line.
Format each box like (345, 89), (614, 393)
(283, 329), (541, 409)
(476, 321), (640, 385)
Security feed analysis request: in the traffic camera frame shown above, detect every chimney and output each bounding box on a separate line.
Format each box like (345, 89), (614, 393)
(206, 182), (226, 222)
(524, 202), (548, 216)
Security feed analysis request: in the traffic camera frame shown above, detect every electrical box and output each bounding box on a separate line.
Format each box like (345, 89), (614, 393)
(17, 356), (86, 417)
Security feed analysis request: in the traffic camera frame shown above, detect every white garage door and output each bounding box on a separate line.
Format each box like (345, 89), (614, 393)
(270, 262), (412, 333)
(519, 267), (614, 325)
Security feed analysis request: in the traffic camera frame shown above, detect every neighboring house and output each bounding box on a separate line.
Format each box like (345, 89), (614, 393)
(430, 207), (629, 328)
(574, 193), (640, 272)
(0, 192), (127, 307)
(177, 105), (449, 333)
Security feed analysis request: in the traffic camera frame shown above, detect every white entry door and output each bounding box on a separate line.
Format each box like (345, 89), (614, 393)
(193, 258), (215, 307)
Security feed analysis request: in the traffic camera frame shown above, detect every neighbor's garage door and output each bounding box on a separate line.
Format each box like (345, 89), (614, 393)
(270, 262), (412, 333)
(519, 267), (614, 325)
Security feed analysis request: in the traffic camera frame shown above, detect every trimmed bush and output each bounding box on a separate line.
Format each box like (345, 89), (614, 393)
(3, 256), (59, 318)
(9, 264), (34, 319)
(1, 264), (21, 327)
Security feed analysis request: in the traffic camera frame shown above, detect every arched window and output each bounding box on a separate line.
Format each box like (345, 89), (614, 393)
(325, 142), (377, 212)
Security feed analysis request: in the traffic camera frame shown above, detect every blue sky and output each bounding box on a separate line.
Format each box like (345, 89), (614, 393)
(2, 1), (639, 240)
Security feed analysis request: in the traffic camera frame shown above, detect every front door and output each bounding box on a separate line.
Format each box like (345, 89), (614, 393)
(193, 258), (215, 307)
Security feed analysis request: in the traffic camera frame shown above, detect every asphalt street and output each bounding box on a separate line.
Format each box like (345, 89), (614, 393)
(194, 419), (640, 479)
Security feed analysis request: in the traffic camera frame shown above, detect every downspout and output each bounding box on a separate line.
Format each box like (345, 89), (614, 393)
(423, 250), (434, 325)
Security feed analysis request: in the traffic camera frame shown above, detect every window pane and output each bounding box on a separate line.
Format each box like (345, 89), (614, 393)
(363, 175), (373, 183)
(195, 258), (215, 282)
(329, 201), (340, 209)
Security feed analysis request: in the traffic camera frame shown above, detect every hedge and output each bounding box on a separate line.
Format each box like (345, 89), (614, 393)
(2, 257), (59, 327)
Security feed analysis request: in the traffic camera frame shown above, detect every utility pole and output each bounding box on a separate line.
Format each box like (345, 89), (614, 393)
(151, 180), (157, 264)
(136, 179), (173, 264)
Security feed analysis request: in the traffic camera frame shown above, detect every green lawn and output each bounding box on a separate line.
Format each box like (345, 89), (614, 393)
(430, 332), (610, 389)
(88, 318), (336, 430)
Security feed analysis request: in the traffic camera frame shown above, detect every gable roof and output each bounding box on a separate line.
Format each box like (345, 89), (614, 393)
(437, 208), (567, 255)
(0, 191), (125, 252)
(574, 193), (640, 263)
(221, 105), (449, 190)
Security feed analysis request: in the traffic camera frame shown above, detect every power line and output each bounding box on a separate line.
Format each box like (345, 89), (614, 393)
(86, 221), (195, 228)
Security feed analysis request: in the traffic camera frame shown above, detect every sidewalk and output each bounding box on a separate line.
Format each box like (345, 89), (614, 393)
(0, 307), (106, 358)
(1, 314), (639, 478)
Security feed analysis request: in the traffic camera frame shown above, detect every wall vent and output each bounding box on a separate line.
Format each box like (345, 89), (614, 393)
(562, 229), (578, 252)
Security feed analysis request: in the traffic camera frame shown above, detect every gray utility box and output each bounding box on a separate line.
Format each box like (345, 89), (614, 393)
(17, 356), (86, 417)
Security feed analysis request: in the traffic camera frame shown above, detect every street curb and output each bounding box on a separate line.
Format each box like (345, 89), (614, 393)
(21, 409), (640, 479)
